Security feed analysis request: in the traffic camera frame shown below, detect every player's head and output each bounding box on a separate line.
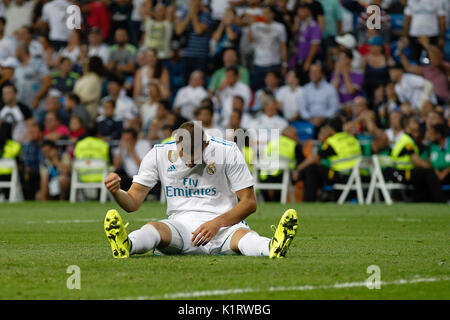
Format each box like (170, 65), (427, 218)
(174, 121), (207, 168)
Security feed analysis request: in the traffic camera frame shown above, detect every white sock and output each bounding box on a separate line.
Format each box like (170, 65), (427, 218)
(128, 224), (161, 255)
(238, 232), (270, 257)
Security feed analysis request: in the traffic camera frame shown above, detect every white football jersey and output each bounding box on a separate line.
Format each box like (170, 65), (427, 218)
(133, 136), (254, 220)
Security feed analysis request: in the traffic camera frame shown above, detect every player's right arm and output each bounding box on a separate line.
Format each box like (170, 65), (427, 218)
(104, 173), (151, 212)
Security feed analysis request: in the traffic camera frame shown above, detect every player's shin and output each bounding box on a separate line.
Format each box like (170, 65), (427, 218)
(128, 224), (161, 254)
(237, 231), (270, 257)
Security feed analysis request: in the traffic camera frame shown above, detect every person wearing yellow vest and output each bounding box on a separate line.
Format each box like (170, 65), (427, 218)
(73, 135), (110, 183)
(260, 127), (304, 201)
(0, 122), (21, 198)
(293, 117), (362, 202)
(384, 115), (445, 202)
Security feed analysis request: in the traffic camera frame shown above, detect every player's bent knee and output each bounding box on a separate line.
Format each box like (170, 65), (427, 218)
(147, 222), (172, 247)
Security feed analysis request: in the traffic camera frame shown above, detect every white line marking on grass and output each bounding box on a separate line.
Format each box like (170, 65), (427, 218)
(25, 218), (158, 224)
(116, 276), (450, 300)
(396, 218), (422, 222)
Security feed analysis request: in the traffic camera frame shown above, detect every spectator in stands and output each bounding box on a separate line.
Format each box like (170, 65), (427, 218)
(63, 92), (91, 129)
(141, 2), (174, 61)
(50, 57), (79, 95)
(174, 0), (213, 81)
(389, 63), (437, 111)
(88, 27), (110, 64)
(16, 25), (44, 58)
(208, 48), (250, 94)
(36, 139), (71, 200)
(335, 33), (363, 72)
(299, 63), (340, 131)
(253, 70), (281, 112)
(107, 28), (137, 78)
(14, 42), (51, 111)
(318, 0), (342, 46)
(20, 122), (44, 200)
(422, 124), (450, 193)
(290, 2), (322, 84)
(194, 102), (222, 137)
(81, 0), (112, 41)
(4, 0), (34, 37)
(248, 5), (288, 91)
(113, 127), (151, 191)
(385, 115), (445, 202)
(140, 83), (162, 135)
(250, 95), (288, 132)
(40, 0), (72, 50)
(73, 56), (105, 120)
(97, 99), (123, 141)
(400, 40), (449, 105)
(43, 111), (70, 141)
(146, 99), (177, 140)
(69, 116), (86, 144)
(133, 48), (170, 105)
(58, 30), (82, 64)
(0, 82), (33, 141)
(0, 17), (16, 62)
(402, 0), (447, 63)
(331, 49), (364, 116)
(210, 7), (241, 63)
(109, 0), (133, 41)
(34, 89), (69, 126)
(293, 117), (362, 201)
(362, 35), (393, 102)
(215, 66), (252, 127)
(101, 75), (138, 129)
(173, 70), (208, 121)
(275, 70), (303, 122)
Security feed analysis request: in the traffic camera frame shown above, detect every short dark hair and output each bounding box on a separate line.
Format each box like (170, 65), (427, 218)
(431, 124), (446, 138)
(194, 104), (213, 117)
(158, 99), (171, 111)
(325, 117), (343, 133)
(2, 82), (17, 93)
(225, 65), (239, 76)
(66, 92), (80, 105)
(122, 128), (138, 139)
(41, 140), (57, 149)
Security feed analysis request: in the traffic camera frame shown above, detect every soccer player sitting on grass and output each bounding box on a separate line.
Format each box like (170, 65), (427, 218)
(103, 121), (299, 259)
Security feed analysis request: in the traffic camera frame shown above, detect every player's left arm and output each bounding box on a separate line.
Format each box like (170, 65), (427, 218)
(191, 186), (257, 247)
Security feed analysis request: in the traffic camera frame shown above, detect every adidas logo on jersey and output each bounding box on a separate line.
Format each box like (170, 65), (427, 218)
(167, 165), (177, 172)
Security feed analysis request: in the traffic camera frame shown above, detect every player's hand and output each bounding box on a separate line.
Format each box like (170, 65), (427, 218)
(191, 220), (221, 247)
(104, 173), (122, 194)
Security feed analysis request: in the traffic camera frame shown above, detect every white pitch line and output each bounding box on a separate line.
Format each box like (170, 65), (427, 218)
(25, 217), (158, 224)
(116, 276), (450, 300)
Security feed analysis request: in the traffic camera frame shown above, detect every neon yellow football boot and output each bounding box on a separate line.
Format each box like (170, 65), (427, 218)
(104, 209), (131, 258)
(269, 209), (299, 259)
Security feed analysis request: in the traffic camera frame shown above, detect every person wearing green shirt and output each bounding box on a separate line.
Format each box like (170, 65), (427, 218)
(421, 124), (450, 200)
(385, 116), (445, 202)
(208, 48), (250, 93)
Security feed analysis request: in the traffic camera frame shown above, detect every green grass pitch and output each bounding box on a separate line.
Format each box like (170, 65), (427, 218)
(0, 201), (449, 300)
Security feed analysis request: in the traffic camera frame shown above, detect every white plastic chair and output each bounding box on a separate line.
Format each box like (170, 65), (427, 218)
(366, 155), (411, 205)
(0, 159), (23, 202)
(333, 157), (370, 205)
(252, 158), (294, 205)
(70, 159), (108, 203)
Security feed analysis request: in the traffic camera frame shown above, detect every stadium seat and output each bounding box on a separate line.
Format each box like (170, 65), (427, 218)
(365, 155), (411, 205)
(291, 121), (315, 142)
(69, 159), (109, 203)
(252, 157), (294, 205)
(0, 159), (23, 202)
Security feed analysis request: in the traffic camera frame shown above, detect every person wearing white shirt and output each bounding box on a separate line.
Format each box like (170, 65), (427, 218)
(248, 6), (288, 90)
(389, 64), (437, 111)
(103, 121), (299, 259)
(0, 17), (15, 62)
(4, 0), (34, 37)
(41, 0), (73, 50)
(403, 0), (447, 62)
(251, 95), (289, 133)
(88, 27), (109, 64)
(173, 70), (209, 120)
(276, 70), (303, 122)
(216, 66), (251, 127)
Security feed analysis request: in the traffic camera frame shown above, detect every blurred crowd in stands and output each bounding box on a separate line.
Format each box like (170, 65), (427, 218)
(0, 0), (449, 202)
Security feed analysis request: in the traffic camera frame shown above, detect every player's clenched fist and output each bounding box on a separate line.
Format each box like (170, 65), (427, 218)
(104, 173), (122, 193)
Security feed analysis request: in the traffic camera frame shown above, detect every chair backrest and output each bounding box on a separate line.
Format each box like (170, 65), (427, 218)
(73, 159), (108, 170)
(0, 158), (17, 170)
